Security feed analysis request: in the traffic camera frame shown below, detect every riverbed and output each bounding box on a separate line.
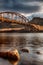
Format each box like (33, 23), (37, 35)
(0, 33), (43, 65)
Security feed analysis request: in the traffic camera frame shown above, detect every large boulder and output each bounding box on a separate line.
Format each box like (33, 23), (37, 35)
(0, 49), (20, 62)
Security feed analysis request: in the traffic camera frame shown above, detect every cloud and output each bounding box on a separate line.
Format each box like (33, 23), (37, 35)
(0, 0), (43, 15)
(13, 0), (43, 3)
(13, 4), (40, 13)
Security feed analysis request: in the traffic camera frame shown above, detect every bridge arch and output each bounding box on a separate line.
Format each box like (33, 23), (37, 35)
(0, 11), (29, 24)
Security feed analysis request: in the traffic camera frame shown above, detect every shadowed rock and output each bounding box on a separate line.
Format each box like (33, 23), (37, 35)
(36, 51), (41, 54)
(0, 49), (20, 62)
(21, 48), (29, 53)
(36, 51), (43, 55)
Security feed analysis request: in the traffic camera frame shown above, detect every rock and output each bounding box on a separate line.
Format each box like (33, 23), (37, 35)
(36, 47), (43, 55)
(36, 50), (43, 55)
(21, 48), (29, 53)
(36, 51), (40, 54)
(36, 51), (41, 54)
(0, 49), (20, 61)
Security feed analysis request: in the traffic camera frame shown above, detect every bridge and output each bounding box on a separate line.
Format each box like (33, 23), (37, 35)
(0, 12), (29, 24)
(0, 12), (41, 32)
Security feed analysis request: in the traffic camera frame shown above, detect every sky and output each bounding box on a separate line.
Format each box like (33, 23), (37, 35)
(0, 0), (43, 16)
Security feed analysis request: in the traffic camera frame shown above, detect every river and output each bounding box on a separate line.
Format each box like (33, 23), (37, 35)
(0, 33), (43, 65)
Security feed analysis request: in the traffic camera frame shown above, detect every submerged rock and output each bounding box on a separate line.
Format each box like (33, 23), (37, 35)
(0, 49), (20, 62)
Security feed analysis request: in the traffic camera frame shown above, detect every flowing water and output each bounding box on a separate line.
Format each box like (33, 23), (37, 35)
(0, 33), (43, 65)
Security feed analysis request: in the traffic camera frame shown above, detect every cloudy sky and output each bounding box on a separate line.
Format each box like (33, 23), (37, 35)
(0, 0), (43, 16)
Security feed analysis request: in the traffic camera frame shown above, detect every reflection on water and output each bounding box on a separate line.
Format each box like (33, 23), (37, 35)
(0, 33), (43, 65)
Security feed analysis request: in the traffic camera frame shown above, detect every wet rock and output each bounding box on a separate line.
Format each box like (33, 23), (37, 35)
(0, 49), (20, 61)
(35, 50), (43, 55)
(35, 48), (43, 55)
(21, 48), (29, 53)
(36, 51), (41, 54)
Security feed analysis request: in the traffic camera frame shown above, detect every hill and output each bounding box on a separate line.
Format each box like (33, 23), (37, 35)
(29, 17), (43, 26)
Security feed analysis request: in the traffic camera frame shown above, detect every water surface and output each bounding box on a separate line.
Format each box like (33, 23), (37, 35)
(0, 33), (43, 65)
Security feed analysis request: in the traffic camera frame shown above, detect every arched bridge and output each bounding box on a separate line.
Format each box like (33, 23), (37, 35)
(0, 12), (29, 24)
(0, 12), (39, 32)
